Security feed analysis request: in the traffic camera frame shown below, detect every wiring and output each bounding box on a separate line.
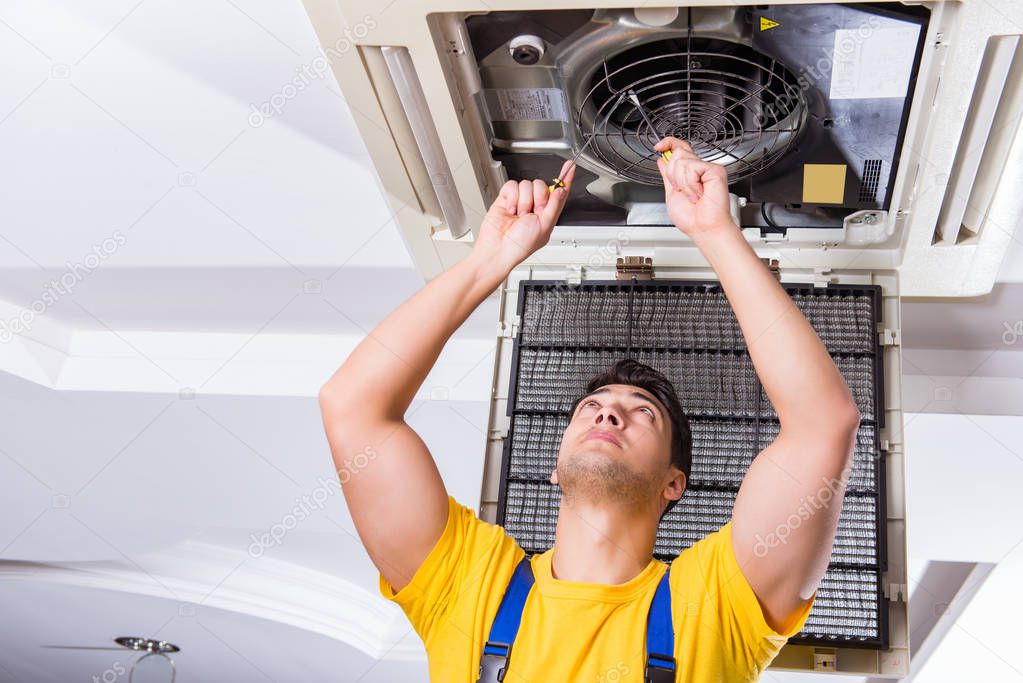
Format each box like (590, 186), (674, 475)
(760, 202), (780, 230)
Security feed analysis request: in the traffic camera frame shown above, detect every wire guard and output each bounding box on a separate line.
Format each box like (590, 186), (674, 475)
(577, 37), (807, 184)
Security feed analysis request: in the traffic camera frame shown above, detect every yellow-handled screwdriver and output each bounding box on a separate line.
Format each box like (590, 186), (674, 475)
(548, 91), (674, 192)
(547, 136), (672, 191)
(628, 90), (673, 165)
(548, 147), (673, 192)
(548, 133), (597, 192)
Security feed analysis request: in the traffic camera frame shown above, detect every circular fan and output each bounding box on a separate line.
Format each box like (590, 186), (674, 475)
(576, 36), (808, 185)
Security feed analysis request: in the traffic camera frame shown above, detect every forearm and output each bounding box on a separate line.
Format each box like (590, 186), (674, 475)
(692, 223), (860, 433)
(319, 253), (508, 421)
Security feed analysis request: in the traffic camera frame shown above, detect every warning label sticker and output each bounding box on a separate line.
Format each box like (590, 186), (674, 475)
(484, 88), (569, 122)
(759, 16), (780, 31)
(829, 26), (920, 100)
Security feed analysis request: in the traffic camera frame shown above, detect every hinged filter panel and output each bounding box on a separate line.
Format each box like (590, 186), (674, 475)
(490, 278), (896, 657)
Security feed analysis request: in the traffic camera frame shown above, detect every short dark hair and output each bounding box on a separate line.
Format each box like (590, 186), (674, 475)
(568, 358), (692, 518)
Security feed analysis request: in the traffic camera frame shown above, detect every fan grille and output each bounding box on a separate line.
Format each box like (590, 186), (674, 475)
(577, 37), (807, 184)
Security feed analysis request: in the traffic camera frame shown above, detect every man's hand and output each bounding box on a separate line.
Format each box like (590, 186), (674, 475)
(654, 136), (735, 239)
(471, 160), (576, 274)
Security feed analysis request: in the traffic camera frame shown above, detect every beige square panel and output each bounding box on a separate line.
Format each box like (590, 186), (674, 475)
(803, 163), (848, 204)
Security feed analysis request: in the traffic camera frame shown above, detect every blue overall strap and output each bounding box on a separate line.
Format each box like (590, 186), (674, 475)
(645, 565), (676, 683)
(476, 555), (534, 683)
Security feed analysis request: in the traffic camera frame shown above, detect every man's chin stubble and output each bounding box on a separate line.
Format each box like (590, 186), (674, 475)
(556, 452), (653, 508)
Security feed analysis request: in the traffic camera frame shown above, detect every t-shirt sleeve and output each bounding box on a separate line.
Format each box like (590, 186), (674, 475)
(377, 495), (522, 648)
(681, 519), (816, 673)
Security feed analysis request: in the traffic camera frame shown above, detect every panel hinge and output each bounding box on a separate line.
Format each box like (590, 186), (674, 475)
(879, 328), (901, 346)
(497, 317), (519, 339)
(813, 266), (832, 288)
(813, 649), (837, 672)
(761, 257), (781, 281)
(489, 427), (507, 441)
(885, 583), (909, 602)
(616, 256), (653, 280)
(564, 264), (582, 285)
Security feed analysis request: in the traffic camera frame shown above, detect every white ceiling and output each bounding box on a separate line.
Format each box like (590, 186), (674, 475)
(2, 1), (1023, 681)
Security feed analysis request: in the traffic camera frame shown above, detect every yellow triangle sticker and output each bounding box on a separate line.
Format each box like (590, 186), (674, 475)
(759, 16), (780, 31)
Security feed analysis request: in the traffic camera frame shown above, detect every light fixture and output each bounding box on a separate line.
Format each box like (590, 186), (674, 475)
(113, 637), (179, 683)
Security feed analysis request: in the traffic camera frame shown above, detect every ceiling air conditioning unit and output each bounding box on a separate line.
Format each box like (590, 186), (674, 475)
(470, 5), (920, 230)
(302, 0), (1023, 677)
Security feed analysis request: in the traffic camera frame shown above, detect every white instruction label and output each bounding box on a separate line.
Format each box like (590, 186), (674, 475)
(829, 26), (920, 100)
(486, 88), (569, 121)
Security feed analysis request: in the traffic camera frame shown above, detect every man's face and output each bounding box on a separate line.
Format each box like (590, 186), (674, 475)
(551, 383), (680, 510)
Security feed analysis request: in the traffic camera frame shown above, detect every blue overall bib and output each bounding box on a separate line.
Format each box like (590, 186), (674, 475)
(475, 556), (677, 682)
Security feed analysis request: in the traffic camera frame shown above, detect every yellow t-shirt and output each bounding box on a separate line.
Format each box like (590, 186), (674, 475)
(379, 495), (816, 682)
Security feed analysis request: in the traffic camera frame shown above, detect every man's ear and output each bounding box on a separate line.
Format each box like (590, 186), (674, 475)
(550, 469), (559, 485)
(664, 470), (685, 502)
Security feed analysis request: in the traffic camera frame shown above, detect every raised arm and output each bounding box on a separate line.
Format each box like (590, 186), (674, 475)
(318, 162), (575, 592)
(655, 137), (860, 632)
